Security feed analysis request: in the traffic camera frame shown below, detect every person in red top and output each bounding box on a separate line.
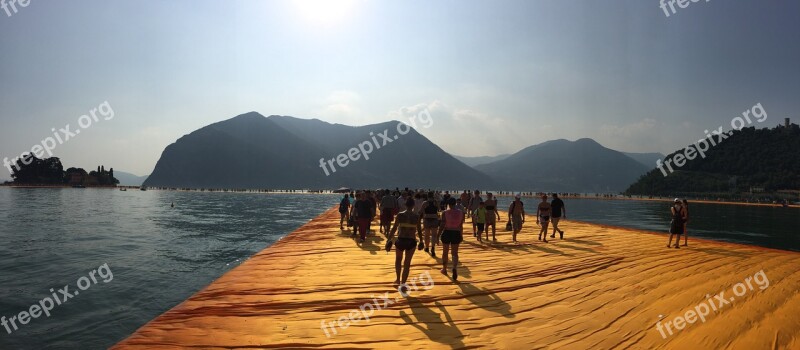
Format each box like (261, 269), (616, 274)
(438, 198), (464, 281)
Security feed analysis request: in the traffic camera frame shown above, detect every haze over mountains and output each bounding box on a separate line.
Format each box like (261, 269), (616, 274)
(474, 139), (650, 193)
(143, 112), (663, 192)
(144, 113), (495, 189)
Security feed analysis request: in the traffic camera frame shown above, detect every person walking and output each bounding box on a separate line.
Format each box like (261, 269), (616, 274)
(509, 194), (525, 243)
(380, 190), (398, 235)
(354, 192), (375, 243)
(549, 193), (566, 239)
(484, 192), (501, 241)
(536, 195), (552, 243)
(421, 192), (441, 257)
(468, 190), (483, 237)
(474, 201), (488, 242)
(386, 198), (425, 295)
(339, 193), (351, 230)
(439, 198), (464, 281)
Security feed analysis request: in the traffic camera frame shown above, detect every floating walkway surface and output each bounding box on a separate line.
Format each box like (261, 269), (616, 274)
(114, 207), (800, 349)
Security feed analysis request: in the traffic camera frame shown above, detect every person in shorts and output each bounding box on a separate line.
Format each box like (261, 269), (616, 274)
(387, 198), (425, 294)
(549, 193), (566, 239)
(420, 192), (441, 257)
(473, 201), (487, 242)
(339, 193), (351, 230)
(667, 198), (686, 249)
(484, 193), (501, 241)
(439, 198), (464, 280)
(536, 195), (552, 242)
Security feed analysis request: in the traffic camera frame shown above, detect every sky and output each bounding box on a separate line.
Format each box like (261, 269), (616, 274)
(1, 0), (799, 178)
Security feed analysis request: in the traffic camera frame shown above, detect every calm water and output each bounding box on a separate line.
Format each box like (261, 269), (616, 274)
(0, 190), (797, 349)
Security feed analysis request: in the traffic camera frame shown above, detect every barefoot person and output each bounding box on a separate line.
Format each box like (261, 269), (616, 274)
(473, 201), (487, 242)
(509, 194), (525, 243)
(421, 192), (441, 257)
(682, 199), (689, 247)
(386, 198), (425, 294)
(354, 192), (375, 243)
(549, 193), (566, 239)
(667, 198), (686, 249)
(339, 193), (351, 230)
(484, 193), (501, 241)
(380, 189), (398, 235)
(439, 198), (464, 280)
(536, 195), (551, 243)
(468, 190), (483, 236)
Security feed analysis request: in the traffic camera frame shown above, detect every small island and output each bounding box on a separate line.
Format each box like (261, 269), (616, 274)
(2, 155), (119, 188)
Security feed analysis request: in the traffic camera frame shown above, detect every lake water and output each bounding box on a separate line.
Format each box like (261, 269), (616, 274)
(0, 189), (797, 349)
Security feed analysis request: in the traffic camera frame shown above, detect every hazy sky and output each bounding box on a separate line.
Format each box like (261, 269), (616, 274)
(1, 0), (798, 178)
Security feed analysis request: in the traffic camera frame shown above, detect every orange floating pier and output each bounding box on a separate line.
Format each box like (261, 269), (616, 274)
(113, 207), (800, 349)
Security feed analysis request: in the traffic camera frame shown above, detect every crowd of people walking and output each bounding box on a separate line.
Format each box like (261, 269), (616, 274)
(338, 188), (689, 292)
(337, 189), (568, 291)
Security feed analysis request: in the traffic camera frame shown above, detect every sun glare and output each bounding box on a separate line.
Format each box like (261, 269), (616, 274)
(292, 0), (360, 26)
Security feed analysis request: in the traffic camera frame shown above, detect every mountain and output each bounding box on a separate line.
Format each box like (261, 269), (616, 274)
(453, 154), (511, 167)
(626, 124), (800, 195)
(143, 112), (496, 189)
(474, 138), (650, 192)
(622, 152), (665, 169)
(115, 171), (149, 186)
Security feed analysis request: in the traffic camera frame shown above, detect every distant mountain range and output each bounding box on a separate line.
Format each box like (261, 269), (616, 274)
(115, 171), (149, 186)
(143, 112), (659, 192)
(474, 139), (650, 192)
(453, 154), (511, 167)
(144, 113), (495, 189)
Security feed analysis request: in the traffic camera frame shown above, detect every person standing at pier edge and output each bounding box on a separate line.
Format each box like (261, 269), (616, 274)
(549, 193), (566, 239)
(667, 198), (685, 249)
(509, 194), (525, 243)
(380, 190), (398, 235)
(537, 195), (552, 243)
(339, 194), (351, 230)
(387, 198), (425, 294)
(484, 192), (501, 241)
(440, 198), (464, 280)
(682, 199), (690, 247)
(354, 192), (375, 243)
(421, 192), (441, 257)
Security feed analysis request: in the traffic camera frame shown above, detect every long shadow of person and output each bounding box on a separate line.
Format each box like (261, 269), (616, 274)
(457, 282), (513, 318)
(357, 231), (382, 255)
(399, 298), (465, 348)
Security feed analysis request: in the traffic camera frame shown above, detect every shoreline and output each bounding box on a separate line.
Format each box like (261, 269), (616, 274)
(113, 207), (800, 349)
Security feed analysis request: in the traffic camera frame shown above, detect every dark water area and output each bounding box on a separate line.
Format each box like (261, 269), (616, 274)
(0, 189), (797, 349)
(0, 189), (332, 350)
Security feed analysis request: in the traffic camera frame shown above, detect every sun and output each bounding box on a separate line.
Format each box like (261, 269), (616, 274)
(291, 0), (360, 26)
